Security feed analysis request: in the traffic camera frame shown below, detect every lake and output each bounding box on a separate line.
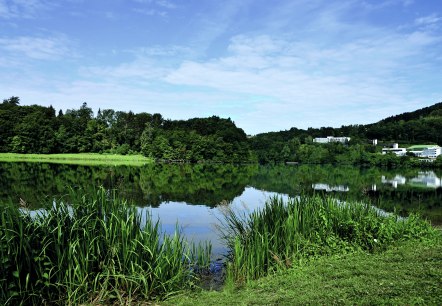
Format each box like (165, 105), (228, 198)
(1, 162), (441, 257)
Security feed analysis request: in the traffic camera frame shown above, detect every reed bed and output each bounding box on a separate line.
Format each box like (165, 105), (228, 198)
(0, 187), (211, 305)
(219, 196), (437, 284)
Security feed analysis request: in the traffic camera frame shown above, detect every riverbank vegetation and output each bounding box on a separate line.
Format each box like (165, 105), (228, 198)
(167, 237), (442, 305)
(166, 196), (440, 305)
(0, 187), (211, 305)
(218, 196), (438, 284)
(0, 186), (440, 304)
(2, 96), (441, 165)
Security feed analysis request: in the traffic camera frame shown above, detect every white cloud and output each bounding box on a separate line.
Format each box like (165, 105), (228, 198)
(155, 0), (176, 9)
(132, 8), (167, 17)
(0, 35), (73, 60)
(1, 0), (441, 134)
(415, 14), (441, 26)
(0, 0), (56, 19)
(129, 45), (195, 58)
(79, 59), (170, 83)
(163, 29), (441, 132)
(414, 14), (442, 31)
(132, 0), (176, 17)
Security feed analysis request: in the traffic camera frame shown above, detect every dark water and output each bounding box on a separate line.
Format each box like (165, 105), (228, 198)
(1, 162), (441, 256)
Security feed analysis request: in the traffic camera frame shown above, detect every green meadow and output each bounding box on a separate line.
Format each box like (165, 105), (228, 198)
(0, 153), (153, 166)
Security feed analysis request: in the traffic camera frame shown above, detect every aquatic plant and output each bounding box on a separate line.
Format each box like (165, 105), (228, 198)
(0, 187), (211, 305)
(219, 195), (437, 283)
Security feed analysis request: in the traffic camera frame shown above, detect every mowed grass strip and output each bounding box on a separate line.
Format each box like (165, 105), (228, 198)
(0, 153), (153, 166)
(166, 238), (442, 305)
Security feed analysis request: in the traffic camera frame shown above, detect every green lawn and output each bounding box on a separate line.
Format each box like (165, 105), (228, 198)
(0, 153), (154, 166)
(166, 238), (442, 305)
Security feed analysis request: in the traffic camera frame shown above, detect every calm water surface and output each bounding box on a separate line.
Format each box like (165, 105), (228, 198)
(1, 162), (441, 256)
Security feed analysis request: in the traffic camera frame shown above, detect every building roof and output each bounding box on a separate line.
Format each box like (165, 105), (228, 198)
(407, 145), (440, 150)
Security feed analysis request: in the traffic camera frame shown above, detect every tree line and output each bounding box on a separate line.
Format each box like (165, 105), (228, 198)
(1, 96), (442, 166)
(0, 97), (254, 163)
(250, 102), (442, 165)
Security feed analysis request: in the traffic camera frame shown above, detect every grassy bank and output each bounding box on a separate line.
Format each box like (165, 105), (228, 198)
(0, 187), (211, 305)
(219, 196), (437, 284)
(1, 191), (440, 305)
(167, 237), (442, 305)
(166, 196), (441, 305)
(0, 153), (153, 166)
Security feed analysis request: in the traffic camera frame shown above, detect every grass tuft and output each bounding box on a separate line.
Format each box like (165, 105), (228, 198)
(218, 195), (438, 284)
(0, 187), (211, 305)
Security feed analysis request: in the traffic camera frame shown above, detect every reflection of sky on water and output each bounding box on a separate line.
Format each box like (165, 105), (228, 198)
(138, 187), (288, 258)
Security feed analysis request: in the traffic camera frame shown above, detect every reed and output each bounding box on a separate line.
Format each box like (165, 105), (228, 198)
(0, 187), (211, 305)
(219, 195), (437, 284)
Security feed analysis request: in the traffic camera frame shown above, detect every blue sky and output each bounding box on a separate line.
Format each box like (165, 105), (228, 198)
(1, 0), (441, 134)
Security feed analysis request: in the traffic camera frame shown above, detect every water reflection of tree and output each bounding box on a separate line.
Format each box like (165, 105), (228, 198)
(0, 163), (257, 208)
(0, 163), (440, 224)
(249, 165), (442, 224)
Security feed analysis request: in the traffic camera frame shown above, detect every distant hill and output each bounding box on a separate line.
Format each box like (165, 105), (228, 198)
(379, 102), (442, 124)
(365, 102), (442, 144)
(250, 101), (442, 163)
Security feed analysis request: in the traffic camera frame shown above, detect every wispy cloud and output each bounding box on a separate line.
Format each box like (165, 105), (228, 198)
(79, 59), (169, 84)
(0, 35), (73, 60)
(133, 0), (176, 8)
(1, 0), (441, 134)
(132, 8), (167, 17)
(162, 16), (441, 132)
(414, 13), (442, 32)
(155, 0), (176, 9)
(132, 0), (176, 17)
(0, 0), (56, 19)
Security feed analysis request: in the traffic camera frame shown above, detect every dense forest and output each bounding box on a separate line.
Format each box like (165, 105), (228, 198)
(1, 96), (442, 166)
(0, 97), (254, 163)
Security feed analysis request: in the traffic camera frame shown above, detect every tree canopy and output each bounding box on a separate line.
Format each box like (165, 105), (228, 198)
(1, 97), (441, 166)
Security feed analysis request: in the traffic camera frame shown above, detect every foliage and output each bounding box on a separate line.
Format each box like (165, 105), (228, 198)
(250, 102), (442, 164)
(218, 196), (438, 283)
(0, 187), (211, 305)
(2, 97), (441, 165)
(166, 238), (442, 305)
(0, 99), (254, 163)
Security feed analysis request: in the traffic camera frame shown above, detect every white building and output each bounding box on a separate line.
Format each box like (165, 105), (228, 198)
(419, 147), (441, 158)
(407, 145), (442, 159)
(382, 143), (407, 156)
(313, 136), (351, 144)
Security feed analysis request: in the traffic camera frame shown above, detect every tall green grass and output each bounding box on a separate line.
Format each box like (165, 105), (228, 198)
(0, 187), (211, 305)
(219, 196), (437, 284)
